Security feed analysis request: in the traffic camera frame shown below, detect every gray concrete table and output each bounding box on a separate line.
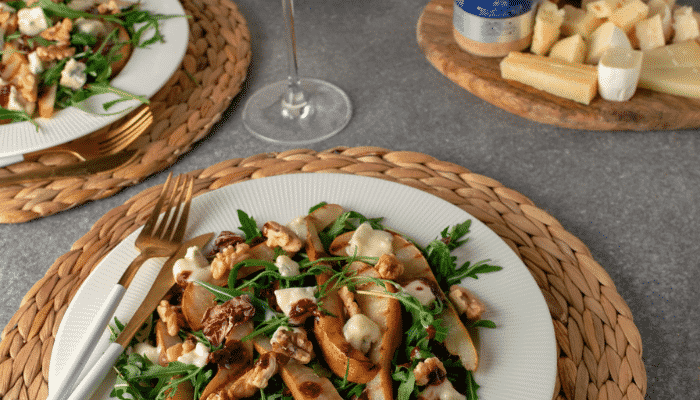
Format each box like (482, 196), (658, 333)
(1, 0), (698, 399)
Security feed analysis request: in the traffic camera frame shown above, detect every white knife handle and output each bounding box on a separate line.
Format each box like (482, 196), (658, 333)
(49, 284), (126, 400)
(66, 342), (124, 400)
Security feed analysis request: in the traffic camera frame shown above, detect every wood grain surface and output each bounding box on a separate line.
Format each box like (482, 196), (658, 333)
(416, 0), (700, 131)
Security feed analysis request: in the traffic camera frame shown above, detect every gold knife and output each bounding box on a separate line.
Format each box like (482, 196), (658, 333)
(116, 231), (215, 347)
(59, 232), (215, 400)
(0, 149), (138, 187)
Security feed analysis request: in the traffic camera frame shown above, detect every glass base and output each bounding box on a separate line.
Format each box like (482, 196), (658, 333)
(242, 78), (352, 145)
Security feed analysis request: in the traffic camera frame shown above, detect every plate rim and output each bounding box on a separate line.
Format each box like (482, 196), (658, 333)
(49, 173), (557, 399)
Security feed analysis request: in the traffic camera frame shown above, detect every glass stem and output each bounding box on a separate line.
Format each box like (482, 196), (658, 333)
(282, 0), (307, 114)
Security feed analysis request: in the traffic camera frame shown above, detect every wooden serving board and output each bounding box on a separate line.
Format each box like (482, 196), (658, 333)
(416, 0), (700, 131)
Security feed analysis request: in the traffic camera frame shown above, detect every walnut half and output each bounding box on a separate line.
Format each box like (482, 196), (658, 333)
(448, 285), (485, 321)
(263, 221), (302, 253)
(413, 357), (446, 386)
(271, 326), (315, 364)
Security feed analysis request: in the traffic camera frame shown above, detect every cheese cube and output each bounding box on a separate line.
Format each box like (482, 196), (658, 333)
(549, 34), (587, 63)
(635, 15), (666, 50)
(531, 1), (566, 56)
(608, 0), (649, 33)
(647, 0), (673, 42)
(17, 7), (48, 36)
(672, 6), (700, 43)
(587, 22), (632, 64)
(500, 51), (599, 104)
(562, 5), (605, 39)
(598, 47), (643, 101)
(587, 0), (625, 18)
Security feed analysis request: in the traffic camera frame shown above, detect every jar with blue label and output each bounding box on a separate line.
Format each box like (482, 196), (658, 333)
(453, 0), (539, 57)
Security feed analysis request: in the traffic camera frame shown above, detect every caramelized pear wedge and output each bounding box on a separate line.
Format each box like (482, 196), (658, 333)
(329, 229), (479, 371)
(181, 281), (217, 332)
(199, 362), (249, 400)
(155, 319), (182, 367)
(390, 232), (479, 371)
(354, 276), (402, 400)
(314, 271), (379, 383)
(308, 203), (345, 231)
(254, 337), (343, 400)
(165, 379), (193, 400)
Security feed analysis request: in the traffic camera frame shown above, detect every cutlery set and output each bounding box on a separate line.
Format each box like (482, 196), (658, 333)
(0, 105), (153, 186)
(47, 172), (208, 400)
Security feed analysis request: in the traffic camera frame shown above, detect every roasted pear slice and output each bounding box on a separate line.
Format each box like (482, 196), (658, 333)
(330, 229), (479, 371)
(181, 281), (217, 332)
(155, 319), (182, 367)
(391, 232), (479, 371)
(354, 276), (402, 400)
(254, 337), (343, 400)
(315, 271), (379, 383)
(308, 203), (345, 231)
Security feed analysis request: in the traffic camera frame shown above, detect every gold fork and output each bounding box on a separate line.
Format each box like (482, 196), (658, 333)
(23, 105), (153, 162)
(48, 172), (194, 400)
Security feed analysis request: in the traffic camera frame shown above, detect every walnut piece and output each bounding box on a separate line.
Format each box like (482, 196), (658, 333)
(271, 326), (315, 364)
(449, 285), (485, 321)
(97, 0), (133, 14)
(165, 336), (196, 363)
(40, 18), (72, 44)
(35, 44), (76, 62)
(210, 242), (251, 280)
(263, 221), (302, 253)
(413, 357), (446, 386)
(201, 295), (255, 347)
(375, 253), (404, 280)
(211, 231), (245, 255)
(157, 300), (185, 337)
(206, 353), (279, 400)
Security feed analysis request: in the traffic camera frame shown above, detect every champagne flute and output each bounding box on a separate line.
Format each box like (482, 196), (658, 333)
(242, 0), (352, 144)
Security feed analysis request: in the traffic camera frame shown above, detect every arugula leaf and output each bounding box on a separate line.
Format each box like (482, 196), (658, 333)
(394, 365), (417, 400)
(0, 107), (39, 131)
(318, 210), (385, 250)
(237, 209), (263, 243)
(308, 201), (327, 213)
(440, 219), (472, 250)
(447, 259), (503, 286)
(469, 319), (497, 329)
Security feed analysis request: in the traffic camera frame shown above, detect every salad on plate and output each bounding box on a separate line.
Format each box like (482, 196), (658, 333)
(0, 0), (174, 128)
(107, 202), (503, 400)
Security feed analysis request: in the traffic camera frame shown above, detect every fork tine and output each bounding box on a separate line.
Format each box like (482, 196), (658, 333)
(170, 175), (194, 243)
(99, 109), (152, 152)
(160, 174), (191, 243)
(153, 174), (182, 240)
(142, 172), (174, 237)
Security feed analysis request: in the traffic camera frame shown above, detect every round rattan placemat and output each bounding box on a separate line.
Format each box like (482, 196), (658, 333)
(0, 0), (251, 224)
(0, 147), (646, 400)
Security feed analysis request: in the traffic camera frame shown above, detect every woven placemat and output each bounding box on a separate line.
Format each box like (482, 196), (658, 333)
(0, 0), (251, 224)
(0, 147), (646, 400)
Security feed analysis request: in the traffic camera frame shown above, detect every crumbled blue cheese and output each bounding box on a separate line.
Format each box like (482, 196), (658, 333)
(6, 86), (25, 112)
(342, 314), (381, 354)
(173, 246), (212, 283)
(403, 280), (436, 307)
(346, 222), (393, 258)
(274, 287), (316, 317)
(17, 7), (48, 36)
(60, 59), (88, 90)
(286, 216), (308, 244)
(177, 342), (210, 368)
(75, 17), (106, 37)
(275, 255), (300, 277)
(27, 51), (43, 75)
(133, 342), (160, 364)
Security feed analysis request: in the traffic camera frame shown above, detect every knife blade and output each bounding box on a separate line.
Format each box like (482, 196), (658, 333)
(58, 232), (215, 400)
(0, 149), (137, 186)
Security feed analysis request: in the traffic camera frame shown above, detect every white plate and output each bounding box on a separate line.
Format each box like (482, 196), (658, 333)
(49, 174), (557, 400)
(0, 0), (188, 159)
